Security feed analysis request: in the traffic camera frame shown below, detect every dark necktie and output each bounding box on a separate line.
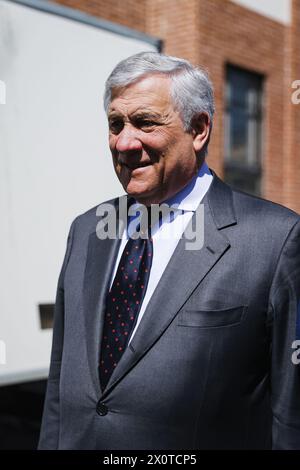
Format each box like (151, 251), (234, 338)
(99, 207), (153, 391)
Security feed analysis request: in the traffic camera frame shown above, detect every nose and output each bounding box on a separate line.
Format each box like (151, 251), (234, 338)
(114, 125), (142, 154)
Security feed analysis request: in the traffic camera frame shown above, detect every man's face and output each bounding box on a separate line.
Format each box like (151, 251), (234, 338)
(108, 74), (207, 205)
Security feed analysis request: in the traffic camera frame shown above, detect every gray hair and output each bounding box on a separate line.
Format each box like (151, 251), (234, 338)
(103, 51), (214, 141)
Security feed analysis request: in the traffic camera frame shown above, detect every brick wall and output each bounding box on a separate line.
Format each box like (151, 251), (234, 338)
(195, 0), (286, 205)
(283, 0), (300, 212)
(54, 0), (147, 31)
(54, 0), (300, 212)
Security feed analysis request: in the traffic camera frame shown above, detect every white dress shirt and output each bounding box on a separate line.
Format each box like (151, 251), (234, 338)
(109, 161), (213, 343)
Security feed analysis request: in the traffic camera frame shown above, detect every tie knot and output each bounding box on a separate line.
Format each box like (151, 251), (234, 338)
(127, 202), (154, 239)
(139, 206), (152, 238)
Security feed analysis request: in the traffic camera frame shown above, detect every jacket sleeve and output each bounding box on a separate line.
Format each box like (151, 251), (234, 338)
(268, 218), (300, 449)
(37, 218), (77, 450)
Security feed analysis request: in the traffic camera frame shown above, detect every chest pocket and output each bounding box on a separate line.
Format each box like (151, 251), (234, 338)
(177, 305), (246, 328)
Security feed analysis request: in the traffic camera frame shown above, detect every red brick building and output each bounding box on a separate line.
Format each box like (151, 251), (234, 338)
(55, 0), (300, 213)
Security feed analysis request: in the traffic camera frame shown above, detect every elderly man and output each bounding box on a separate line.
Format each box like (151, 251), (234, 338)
(38, 52), (300, 450)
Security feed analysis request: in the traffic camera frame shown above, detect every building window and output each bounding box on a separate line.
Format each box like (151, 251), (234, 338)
(224, 65), (264, 196)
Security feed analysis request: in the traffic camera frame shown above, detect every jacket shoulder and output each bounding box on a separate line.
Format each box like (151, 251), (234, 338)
(208, 171), (300, 233)
(231, 188), (300, 233)
(232, 188), (299, 217)
(71, 195), (125, 235)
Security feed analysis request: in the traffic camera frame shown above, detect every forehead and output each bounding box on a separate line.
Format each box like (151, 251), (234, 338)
(109, 74), (173, 115)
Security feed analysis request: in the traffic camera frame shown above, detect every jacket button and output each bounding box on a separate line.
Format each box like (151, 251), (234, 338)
(96, 401), (108, 416)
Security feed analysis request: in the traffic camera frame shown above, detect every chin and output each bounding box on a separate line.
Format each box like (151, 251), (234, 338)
(125, 182), (151, 197)
(126, 189), (150, 200)
(125, 188), (155, 204)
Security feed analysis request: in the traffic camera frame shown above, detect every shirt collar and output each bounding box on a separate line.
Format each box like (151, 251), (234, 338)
(126, 161), (213, 237)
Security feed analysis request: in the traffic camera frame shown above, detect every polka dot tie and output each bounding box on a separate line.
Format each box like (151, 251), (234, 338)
(99, 211), (153, 391)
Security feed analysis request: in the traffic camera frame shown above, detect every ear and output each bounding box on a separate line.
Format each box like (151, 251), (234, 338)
(191, 113), (211, 154)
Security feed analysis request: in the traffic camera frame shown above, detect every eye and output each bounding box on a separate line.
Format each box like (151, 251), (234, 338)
(109, 119), (124, 134)
(136, 119), (157, 129)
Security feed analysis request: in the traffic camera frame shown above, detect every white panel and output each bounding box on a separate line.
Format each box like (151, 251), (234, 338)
(0, 0), (157, 384)
(232, 0), (291, 24)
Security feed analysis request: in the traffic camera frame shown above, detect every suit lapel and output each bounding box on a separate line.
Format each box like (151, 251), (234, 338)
(83, 197), (128, 396)
(101, 173), (237, 397)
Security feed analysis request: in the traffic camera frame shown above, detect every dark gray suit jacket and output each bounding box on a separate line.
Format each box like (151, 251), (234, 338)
(38, 172), (300, 449)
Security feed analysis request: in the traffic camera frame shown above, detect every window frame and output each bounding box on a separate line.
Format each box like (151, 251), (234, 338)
(224, 63), (265, 196)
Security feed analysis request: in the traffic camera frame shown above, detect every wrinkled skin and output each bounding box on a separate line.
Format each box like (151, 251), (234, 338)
(108, 74), (210, 205)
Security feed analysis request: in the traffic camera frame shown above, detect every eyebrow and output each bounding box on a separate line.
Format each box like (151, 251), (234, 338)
(108, 111), (162, 121)
(132, 112), (162, 120)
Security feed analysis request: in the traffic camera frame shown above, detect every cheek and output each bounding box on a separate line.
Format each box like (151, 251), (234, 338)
(164, 138), (191, 161)
(142, 135), (174, 162)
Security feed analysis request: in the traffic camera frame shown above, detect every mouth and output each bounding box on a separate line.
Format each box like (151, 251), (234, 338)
(122, 161), (152, 171)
